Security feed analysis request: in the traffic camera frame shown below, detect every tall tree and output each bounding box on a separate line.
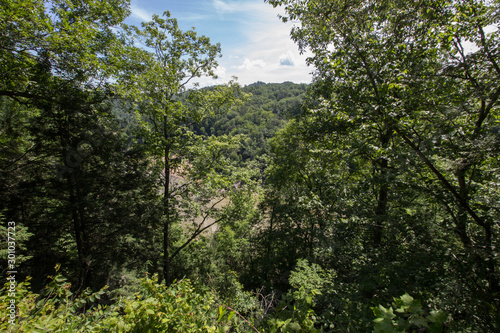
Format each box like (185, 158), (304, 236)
(267, 0), (500, 329)
(119, 12), (249, 284)
(0, 0), (162, 290)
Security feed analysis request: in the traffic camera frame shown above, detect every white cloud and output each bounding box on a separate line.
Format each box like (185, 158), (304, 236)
(127, 0), (313, 86)
(191, 65), (229, 88)
(212, 0), (237, 15)
(212, 0), (262, 16)
(238, 58), (266, 71)
(130, 4), (153, 22)
(220, 2), (312, 85)
(213, 65), (227, 79)
(279, 50), (295, 66)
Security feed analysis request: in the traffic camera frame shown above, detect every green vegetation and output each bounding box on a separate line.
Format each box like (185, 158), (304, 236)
(194, 81), (308, 161)
(1, 0), (499, 331)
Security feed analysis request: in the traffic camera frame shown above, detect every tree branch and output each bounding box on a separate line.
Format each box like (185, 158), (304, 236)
(478, 24), (500, 76)
(395, 125), (487, 230)
(1, 141), (41, 172)
(473, 84), (500, 138)
(169, 216), (224, 261)
(169, 196), (227, 261)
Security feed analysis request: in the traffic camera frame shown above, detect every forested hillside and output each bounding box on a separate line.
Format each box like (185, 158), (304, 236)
(1, 0), (499, 332)
(194, 81), (308, 160)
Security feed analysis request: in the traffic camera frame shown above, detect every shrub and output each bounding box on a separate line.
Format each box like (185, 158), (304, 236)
(371, 293), (447, 333)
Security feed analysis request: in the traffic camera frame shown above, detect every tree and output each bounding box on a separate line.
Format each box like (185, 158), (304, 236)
(0, 0), (163, 291)
(119, 12), (249, 284)
(0, 0), (130, 101)
(267, 0), (500, 329)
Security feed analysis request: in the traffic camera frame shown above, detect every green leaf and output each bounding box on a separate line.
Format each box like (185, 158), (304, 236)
(409, 315), (429, 328)
(427, 310), (447, 323)
(285, 322), (302, 332)
(399, 293), (414, 306)
(217, 305), (226, 323)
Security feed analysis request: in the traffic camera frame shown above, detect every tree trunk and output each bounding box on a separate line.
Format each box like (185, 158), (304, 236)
(63, 142), (89, 292)
(163, 114), (171, 285)
(373, 130), (391, 246)
(456, 164), (498, 294)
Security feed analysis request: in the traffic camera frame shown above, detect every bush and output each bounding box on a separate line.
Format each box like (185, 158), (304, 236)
(0, 268), (258, 332)
(0, 265), (106, 332)
(371, 293), (447, 333)
(99, 275), (218, 332)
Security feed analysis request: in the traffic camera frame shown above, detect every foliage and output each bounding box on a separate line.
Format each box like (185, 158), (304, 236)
(195, 82), (308, 161)
(3, 0), (500, 330)
(265, 0), (500, 330)
(264, 260), (326, 333)
(0, 212), (33, 273)
(0, 268), (265, 332)
(0, 0), (130, 98)
(0, 0), (161, 292)
(372, 294), (447, 333)
(101, 275), (219, 332)
(0, 266), (107, 332)
(117, 10), (251, 284)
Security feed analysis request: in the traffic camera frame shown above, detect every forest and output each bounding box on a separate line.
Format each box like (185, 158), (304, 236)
(0, 0), (499, 332)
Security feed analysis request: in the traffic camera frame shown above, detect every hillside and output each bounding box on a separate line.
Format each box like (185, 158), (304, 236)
(194, 81), (308, 160)
(2, 1), (499, 331)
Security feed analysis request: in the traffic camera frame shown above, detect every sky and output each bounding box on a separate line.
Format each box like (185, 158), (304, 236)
(125, 0), (313, 86)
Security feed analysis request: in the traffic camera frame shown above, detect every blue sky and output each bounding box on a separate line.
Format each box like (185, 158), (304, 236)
(125, 0), (313, 86)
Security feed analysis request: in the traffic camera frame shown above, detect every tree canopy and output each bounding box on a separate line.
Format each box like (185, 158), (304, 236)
(1, 0), (499, 332)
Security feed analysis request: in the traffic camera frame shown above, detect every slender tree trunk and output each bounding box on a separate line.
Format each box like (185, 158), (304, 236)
(373, 130), (391, 246)
(63, 142), (89, 291)
(57, 111), (89, 289)
(163, 114), (171, 285)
